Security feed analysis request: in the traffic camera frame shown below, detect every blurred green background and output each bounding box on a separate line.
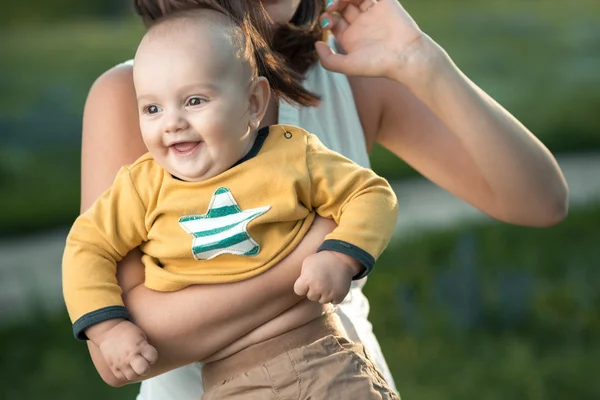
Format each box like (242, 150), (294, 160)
(1, 0), (599, 399)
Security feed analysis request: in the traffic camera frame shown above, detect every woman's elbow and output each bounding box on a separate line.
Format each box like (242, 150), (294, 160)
(537, 191), (569, 227)
(514, 185), (569, 227)
(537, 177), (569, 226)
(493, 181), (568, 227)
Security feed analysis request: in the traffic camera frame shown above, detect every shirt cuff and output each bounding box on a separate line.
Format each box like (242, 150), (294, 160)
(72, 306), (131, 341)
(317, 239), (375, 280)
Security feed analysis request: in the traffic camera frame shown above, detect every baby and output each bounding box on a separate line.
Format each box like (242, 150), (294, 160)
(62, 2), (398, 396)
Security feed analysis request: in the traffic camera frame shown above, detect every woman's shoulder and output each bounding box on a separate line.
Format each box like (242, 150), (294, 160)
(89, 60), (135, 98)
(83, 60), (135, 114)
(83, 60), (138, 128)
(82, 59), (145, 170)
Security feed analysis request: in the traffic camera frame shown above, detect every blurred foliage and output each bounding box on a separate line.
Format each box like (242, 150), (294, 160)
(364, 203), (600, 400)
(0, 312), (140, 399)
(1, 203), (598, 399)
(3, 1), (132, 26)
(1, 18), (144, 115)
(1, 0), (599, 234)
(0, 18), (144, 237)
(0, 147), (80, 237)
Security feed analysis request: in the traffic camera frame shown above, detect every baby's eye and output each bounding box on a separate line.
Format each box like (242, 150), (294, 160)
(186, 96), (206, 107)
(144, 104), (162, 114)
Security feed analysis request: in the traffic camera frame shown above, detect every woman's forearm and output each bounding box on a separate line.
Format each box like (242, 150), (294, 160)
(91, 217), (336, 386)
(395, 36), (568, 225)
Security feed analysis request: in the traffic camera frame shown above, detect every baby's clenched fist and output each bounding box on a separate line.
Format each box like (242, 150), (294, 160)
(96, 320), (158, 382)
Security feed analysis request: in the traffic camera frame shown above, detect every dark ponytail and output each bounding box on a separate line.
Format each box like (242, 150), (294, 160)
(273, 0), (326, 76)
(134, 0), (320, 107)
(240, 7), (320, 107)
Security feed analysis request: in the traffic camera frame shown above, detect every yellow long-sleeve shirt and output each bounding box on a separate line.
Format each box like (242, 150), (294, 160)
(63, 125), (398, 339)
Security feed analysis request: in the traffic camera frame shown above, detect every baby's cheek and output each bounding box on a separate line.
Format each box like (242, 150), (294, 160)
(140, 128), (161, 150)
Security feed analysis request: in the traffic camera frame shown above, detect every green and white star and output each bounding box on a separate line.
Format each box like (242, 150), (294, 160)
(178, 187), (270, 260)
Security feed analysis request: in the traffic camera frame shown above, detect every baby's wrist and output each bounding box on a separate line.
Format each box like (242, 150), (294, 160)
(85, 318), (126, 346)
(326, 250), (364, 278)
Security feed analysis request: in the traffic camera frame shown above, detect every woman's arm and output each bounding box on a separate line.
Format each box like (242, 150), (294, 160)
(323, 0), (568, 227)
(80, 65), (335, 386)
(87, 218), (332, 386)
(370, 41), (567, 227)
(80, 65), (147, 212)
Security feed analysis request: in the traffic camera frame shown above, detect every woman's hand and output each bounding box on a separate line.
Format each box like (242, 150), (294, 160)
(318, 0), (430, 82)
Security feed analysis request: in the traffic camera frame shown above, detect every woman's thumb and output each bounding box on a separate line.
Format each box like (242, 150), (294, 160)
(315, 41), (354, 75)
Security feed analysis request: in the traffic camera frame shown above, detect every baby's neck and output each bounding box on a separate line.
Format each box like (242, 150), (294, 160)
(239, 129), (259, 161)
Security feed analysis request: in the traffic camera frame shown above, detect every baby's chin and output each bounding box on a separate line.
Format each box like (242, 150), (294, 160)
(169, 170), (209, 183)
(167, 165), (227, 183)
(157, 154), (239, 183)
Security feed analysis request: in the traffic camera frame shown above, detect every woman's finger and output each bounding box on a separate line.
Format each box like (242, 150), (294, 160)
(326, 1), (362, 24)
(358, 0), (378, 13)
(315, 42), (366, 77)
(315, 41), (354, 76)
(321, 13), (349, 39)
(326, 0), (360, 12)
(341, 3), (362, 24)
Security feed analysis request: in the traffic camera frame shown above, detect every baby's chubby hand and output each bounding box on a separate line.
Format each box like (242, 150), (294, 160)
(88, 319), (158, 382)
(294, 250), (363, 304)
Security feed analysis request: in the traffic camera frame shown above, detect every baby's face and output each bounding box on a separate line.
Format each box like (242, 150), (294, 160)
(133, 19), (256, 182)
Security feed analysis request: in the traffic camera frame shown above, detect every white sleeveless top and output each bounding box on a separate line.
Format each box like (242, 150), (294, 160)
(278, 62), (370, 169)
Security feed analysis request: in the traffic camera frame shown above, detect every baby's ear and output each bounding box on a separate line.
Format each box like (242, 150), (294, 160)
(248, 76), (271, 127)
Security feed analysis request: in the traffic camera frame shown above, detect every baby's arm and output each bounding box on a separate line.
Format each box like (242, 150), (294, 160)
(62, 165), (153, 378)
(293, 251), (362, 304)
(85, 217), (337, 387)
(296, 132), (399, 302)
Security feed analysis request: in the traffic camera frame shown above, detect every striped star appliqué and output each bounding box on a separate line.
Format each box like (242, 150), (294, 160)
(178, 187), (270, 260)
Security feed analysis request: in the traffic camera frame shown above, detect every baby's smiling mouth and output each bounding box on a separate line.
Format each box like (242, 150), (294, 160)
(170, 141), (202, 156)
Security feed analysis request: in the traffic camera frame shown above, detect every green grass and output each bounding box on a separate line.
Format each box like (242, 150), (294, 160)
(364, 202), (600, 399)
(1, 204), (598, 399)
(0, 312), (140, 399)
